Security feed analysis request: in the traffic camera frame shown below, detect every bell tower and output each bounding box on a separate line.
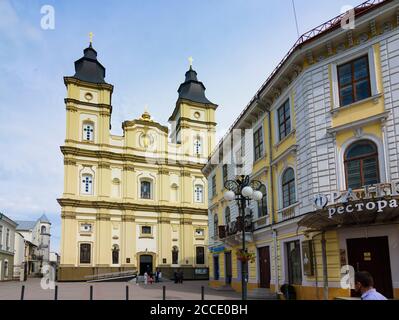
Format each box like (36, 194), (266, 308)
(169, 60), (217, 160)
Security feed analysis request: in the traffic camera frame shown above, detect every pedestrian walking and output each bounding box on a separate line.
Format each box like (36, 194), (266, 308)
(355, 271), (387, 300)
(144, 272), (148, 285)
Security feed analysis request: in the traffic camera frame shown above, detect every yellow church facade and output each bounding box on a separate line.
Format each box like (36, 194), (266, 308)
(58, 43), (217, 281)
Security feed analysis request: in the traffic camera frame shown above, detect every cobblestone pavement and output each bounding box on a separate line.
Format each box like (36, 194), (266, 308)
(0, 278), (241, 300)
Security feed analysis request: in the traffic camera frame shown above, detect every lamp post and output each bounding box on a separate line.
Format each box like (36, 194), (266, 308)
(224, 175), (264, 300)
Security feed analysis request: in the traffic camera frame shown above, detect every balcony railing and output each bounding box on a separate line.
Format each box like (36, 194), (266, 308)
(278, 202), (300, 222)
(217, 214), (254, 246)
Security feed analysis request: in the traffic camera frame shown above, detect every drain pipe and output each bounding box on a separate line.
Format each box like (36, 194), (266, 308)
(257, 96), (278, 294)
(321, 232), (329, 300)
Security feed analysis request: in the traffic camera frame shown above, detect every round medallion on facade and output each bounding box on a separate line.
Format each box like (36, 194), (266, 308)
(194, 111), (201, 119)
(84, 92), (93, 101)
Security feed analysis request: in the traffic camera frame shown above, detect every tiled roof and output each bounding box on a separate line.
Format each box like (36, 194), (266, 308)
(15, 220), (37, 231)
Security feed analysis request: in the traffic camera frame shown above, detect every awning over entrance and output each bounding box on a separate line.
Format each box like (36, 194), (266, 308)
(298, 198), (399, 232)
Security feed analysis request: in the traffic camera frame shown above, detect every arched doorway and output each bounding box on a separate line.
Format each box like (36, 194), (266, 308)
(139, 255), (153, 275)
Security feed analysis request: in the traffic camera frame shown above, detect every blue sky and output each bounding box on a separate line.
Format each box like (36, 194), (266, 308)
(0, 0), (363, 253)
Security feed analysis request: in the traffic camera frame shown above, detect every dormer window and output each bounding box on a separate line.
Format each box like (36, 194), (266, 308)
(83, 122), (94, 142)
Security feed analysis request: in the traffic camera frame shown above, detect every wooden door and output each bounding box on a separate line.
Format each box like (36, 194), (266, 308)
(347, 236), (393, 298)
(258, 246), (271, 288)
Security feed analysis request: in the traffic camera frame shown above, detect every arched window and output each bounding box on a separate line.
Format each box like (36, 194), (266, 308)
(194, 138), (202, 155)
(112, 245), (119, 265)
(194, 185), (203, 203)
(81, 174), (93, 195)
(225, 207), (231, 226)
(172, 246), (179, 265)
(344, 140), (379, 189)
(80, 243), (91, 264)
(41, 226), (46, 234)
(4, 260), (8, 278)
(214, 213), (218, 237)
(196, 247), (205, 265)
(83, 122), (94, 142)
(257, 185), (268, 217)
(282, 168), (296, 208)
(140, 180), (152, 199)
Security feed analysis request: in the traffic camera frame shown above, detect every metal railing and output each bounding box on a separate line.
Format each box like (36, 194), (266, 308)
(19, 284), (207, 301)
(84, 270), (137, 281)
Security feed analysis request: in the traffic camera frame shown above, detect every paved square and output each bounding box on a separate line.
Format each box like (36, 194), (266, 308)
(0, 279), (241, 300)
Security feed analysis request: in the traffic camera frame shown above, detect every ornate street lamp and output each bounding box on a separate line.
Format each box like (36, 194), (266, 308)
(224, 175), (264, 300)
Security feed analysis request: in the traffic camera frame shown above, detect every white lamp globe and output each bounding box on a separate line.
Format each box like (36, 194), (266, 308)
(241, 186), (253, 198)
(252, 190), (263, 201)
(224, 190), (236, 201)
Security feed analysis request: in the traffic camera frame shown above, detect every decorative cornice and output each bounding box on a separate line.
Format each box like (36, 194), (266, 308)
(158, 168), (170, 175)
(271, 145), (298, 167)
(327, 111), (390, 135)
(158, 217), (171, 224)
(60, 146), (205, 170)
(122, 119), (168, 134)
(64, 98), (112, 112)
(64, 77), (114, 92)
(181, 171), (191, 177)
(57, 198), (208, 216)
(180, 218), (193, 225)
(121, 215), (135, 222)
(179, 117), (217, 126)
(61, 211), (76, 219)
(64, 159), (77, 166)
(123, 164), (135, 171)
(97, 213), (111, 221)
(98, 162), (111, 169)
(66, 104), (78, 112)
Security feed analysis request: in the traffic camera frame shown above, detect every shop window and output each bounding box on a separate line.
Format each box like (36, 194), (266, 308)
(286, 240), (302, 285)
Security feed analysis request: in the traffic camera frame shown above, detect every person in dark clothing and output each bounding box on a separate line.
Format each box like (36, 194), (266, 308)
(179, 270), (184, 284)
(174, 270), (178, 284)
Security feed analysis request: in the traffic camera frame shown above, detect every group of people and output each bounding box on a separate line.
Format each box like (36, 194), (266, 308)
(142, 269), (162, 285)
(173, 269), (184, 284)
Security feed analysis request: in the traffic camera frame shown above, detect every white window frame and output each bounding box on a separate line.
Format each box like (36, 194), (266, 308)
(278, 166), (298, 210)
(81, 173), (94, 195)
(336, 134), (386, 191)
(331, 47), (378, 110)
(82, 121), (95, 142)
(194, 184), (204, 203)
(140, 179), (153, 200)
(194, 137), (202, 156)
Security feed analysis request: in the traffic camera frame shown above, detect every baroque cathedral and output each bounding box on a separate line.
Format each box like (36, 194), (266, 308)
(58, 41), (217, 281)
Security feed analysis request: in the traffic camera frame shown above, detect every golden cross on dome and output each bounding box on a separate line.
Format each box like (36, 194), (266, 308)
(89, 32), (94, 44)
(188, 56), (193, 67)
